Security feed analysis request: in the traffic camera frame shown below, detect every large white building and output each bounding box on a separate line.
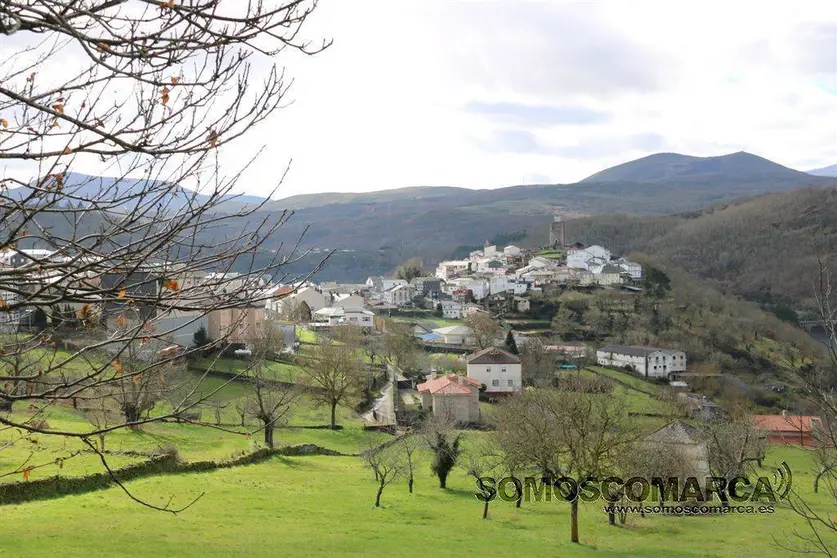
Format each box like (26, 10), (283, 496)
(466, 347), (522, 395)
(311, 306), (374, 328)
(596, 345), (687, 379)
(383, 284), (412, 307)
(567, 245), (612, 270)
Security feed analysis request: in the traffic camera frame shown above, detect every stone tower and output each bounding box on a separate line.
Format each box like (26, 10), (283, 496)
(549, 215), (565, 248)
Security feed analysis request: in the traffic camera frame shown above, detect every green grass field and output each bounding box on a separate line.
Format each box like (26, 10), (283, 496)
(0, 442), (830, 557)
(190, 356), (305, 382)
(2, 350), (834, 556)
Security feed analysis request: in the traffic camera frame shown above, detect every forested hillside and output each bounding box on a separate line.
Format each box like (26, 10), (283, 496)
(561, 186), (837, 315)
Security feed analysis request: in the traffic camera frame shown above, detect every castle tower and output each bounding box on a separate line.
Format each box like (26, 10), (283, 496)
(549, 215), (565, 248)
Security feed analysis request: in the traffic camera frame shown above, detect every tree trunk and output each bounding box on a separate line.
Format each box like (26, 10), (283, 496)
(516, 490), (523, 508)
(123, 404), (141, 429)
(330, 402), (337, 430)
(483, 499), (490, 519)
(439, 471), (447, 489)
(98, 434), (106, 452)
(571, 498), (579, 543)
(264, 422), (274, 448)
(375, 482), (384, 507)
(608, 507), (615, 526)
(408, 475), (414, 494)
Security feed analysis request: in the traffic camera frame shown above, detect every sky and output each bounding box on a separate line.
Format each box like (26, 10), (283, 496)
(5, 1), (837, 198)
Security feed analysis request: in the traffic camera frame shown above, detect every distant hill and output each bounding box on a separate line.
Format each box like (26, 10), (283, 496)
(806, 163), (837, 177)
(581, 151), (814, 183)
(7, 173), (267, 210)
(12, 152), (833, 284)
(263, 186), (473, 210)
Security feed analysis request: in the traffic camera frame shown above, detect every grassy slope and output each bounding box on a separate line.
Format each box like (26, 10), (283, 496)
(0, 445), (830, 557)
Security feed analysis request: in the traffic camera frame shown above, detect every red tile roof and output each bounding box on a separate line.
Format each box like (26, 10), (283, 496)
(417, 374), (477, 395)
(753, 414), (821, 433)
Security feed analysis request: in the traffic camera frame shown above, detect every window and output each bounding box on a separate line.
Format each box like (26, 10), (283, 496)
(486, 367), (491, 372)
(507, 379), (514, 387)
(492, 379), (500, 387)
(501, 367), (507, 373)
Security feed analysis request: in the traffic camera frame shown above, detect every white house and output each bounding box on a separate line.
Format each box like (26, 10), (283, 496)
(365, 277), (407, 293)
(416, 373), (481, 424)
(435, 260), (471, 280)
(333, 293), (367, 308)
(596, 345), (687, 378)
(476, 258), (506, 274)
(271, 285), (330, 317)
(311, 306), (374, 328)
(458, 278), (489, 300)
(440, 300), (462, 319)
(483, 245), (498, 257)
(528, 256), (555, 269)
(503, 245), (522, 256)
(567, 245), (612, 270)
(383, 284), (412, 307)
(466, 347), (522, 395)
(615, 258), (643, 280)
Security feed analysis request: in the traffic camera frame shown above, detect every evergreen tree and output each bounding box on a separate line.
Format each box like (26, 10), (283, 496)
(505, 330), (519, 354)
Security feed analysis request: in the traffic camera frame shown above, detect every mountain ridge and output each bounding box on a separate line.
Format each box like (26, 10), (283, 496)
(580, 151), (812, 183)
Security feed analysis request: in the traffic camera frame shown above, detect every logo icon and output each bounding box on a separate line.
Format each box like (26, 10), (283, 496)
(772, 461), (793, 499)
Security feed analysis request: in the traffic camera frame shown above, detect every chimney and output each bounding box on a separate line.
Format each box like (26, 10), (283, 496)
(781, 409), (788, 417)
(425, 372), (437, 382)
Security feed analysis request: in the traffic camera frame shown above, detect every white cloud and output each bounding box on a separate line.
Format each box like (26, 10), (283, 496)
(5, 0), (837, 196)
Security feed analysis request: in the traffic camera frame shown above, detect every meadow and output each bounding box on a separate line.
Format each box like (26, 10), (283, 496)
(0, 440), (831, 557)
(0, 350), (831, 557)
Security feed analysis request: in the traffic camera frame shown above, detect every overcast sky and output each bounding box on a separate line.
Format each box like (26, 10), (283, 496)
(8, 1), (837, 198)
(235, 0), (837, 198)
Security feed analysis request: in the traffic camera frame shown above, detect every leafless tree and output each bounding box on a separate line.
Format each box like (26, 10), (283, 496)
(463, 312), (502, 350)
(0, 0), (329, 513)
(619, 438), (701, 524)
(79, 385), (117, 451)
(702, 404), (767, 481)
(777, 253), (837, 555)
(463, 442), (502, 519)
(518, 336), (554, 388)
(361, 436), (403, 508)
(494, 388), (633, 543)
(400, 432), (422, 494)
(300, 337), (365, 429)
(245, 321), (299, 448)
(382, 319), (419, 372)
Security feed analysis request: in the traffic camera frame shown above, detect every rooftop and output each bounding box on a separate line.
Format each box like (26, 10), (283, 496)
(598, 345), (682, 357)
(753, 414), (822, 433)
(416, 373), (479, 395)
(467, 346), (521, 365)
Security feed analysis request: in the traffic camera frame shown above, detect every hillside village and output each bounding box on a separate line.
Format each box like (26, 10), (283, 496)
(1, 215), (811, 436)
